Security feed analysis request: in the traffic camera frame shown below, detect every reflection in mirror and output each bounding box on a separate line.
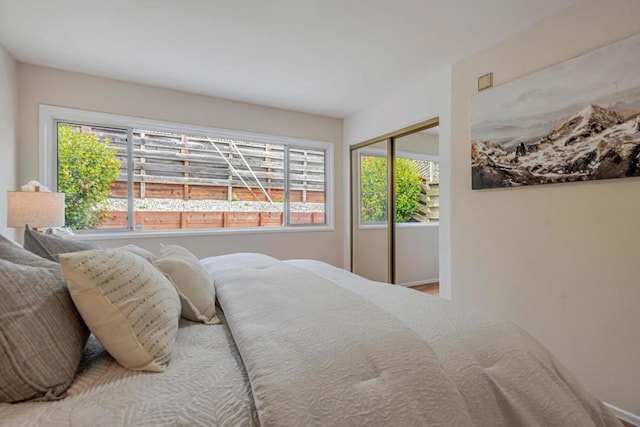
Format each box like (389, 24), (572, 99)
(359, 143), (388, 226)
(352, 140), (388, 282)
(394, 126), (439, 287)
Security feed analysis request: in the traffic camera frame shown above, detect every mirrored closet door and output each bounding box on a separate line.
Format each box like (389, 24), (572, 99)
(350, 118), (439, 285)
(351, 139), (389, 282)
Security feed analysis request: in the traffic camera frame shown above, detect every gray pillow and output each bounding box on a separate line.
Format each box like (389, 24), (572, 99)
(0, 257), (89, 402)
(23, 227), (99, 262)
(0, 232), (54, 267)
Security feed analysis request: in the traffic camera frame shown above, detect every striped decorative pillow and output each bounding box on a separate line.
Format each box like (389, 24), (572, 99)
(59, 249), (181, 372)
(0, 258), (89, 402)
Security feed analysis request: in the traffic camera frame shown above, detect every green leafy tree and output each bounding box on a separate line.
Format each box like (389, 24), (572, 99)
(57, 125), (121, 229)
(395, 159), (423, 221)
(360, 156), (388, 223)
(360, 156), (422, 223)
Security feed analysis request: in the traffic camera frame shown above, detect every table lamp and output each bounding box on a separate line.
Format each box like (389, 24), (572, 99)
(7, 186), (65, 231)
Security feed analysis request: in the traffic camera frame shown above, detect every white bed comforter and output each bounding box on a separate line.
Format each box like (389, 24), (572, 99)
(0, 253), (620, 426)
(208, 254), (619, 427)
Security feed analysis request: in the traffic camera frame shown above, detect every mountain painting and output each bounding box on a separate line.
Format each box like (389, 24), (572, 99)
(471, 33), (640, 190)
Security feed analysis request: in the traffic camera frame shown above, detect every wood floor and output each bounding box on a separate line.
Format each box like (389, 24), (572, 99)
(410, 282), (439, 296)
(410, 282), (635, 427)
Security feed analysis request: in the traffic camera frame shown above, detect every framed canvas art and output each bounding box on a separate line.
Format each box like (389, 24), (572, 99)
(471, 33), (640, 189)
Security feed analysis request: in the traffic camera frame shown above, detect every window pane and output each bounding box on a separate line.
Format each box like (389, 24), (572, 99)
(359, 154), (440, 225)
(116, 129), (288, 231)
(288, 147), (326, 225)
(57, 123), (128, 230)
(54, 110), (330, 233)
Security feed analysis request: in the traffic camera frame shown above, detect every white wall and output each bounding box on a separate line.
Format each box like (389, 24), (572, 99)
(17, 64), (344, 265)
(450, 0), (640, 415)
(344, 66), (451, 297)
(0, 44), (17, 240)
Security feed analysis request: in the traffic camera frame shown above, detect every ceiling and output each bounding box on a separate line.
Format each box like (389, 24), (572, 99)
(0, 0), (575, 118)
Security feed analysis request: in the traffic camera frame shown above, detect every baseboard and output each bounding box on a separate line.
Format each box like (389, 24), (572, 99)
(399, 278), (439, 287)
(605, 402), (640, 426)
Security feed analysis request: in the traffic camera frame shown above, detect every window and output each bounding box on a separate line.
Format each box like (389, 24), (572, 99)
(42, 106), (332, 233)
(359, 151), (438, 226)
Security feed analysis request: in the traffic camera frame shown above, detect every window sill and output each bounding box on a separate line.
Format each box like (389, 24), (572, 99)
(73, 224), (336, 241)
(358, 222), (439, 231)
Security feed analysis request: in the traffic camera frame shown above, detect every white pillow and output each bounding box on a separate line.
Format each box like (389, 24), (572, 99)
(154, 244), (220, 325)
(59, 249), (181, 372)
(119, 244), (157, 262)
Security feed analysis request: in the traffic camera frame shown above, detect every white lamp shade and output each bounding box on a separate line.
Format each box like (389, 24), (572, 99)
(7, 191), (65, 228)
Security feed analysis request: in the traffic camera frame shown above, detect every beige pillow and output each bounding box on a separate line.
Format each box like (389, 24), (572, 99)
(59, 249), (181, 372)
(154, 244), (220, 325)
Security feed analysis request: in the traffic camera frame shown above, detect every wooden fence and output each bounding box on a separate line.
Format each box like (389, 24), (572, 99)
(90, 127), (326, 203)
(412, 182), (439, 223)
(109, 183), (325, 203)
(98, 211), (325, 230)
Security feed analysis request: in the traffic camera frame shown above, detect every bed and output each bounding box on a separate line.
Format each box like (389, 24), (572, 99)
(0, 252), (621, 426)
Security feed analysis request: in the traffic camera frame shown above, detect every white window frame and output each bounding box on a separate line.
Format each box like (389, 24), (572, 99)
(357, 147), (439, 230)
(39, 105), (334, 239)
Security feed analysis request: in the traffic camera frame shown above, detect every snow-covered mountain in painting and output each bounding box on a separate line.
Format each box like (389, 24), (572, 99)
(471, 86), (640, 149)
(471, 104), (640, 189)
(470, 32), (640, 190)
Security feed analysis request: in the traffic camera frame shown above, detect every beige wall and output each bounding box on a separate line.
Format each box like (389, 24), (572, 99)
(450, 0), (640, 414)
(0, 45), (17, 240)
(17, 64), (344, 265)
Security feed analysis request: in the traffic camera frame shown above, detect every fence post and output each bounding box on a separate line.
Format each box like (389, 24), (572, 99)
(302, 150), (308, 203)
(265, 144), (273, 200)
(227, 142), (233, 201)
(181, 135), (189, 200)
(139, 133), (146, 199)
